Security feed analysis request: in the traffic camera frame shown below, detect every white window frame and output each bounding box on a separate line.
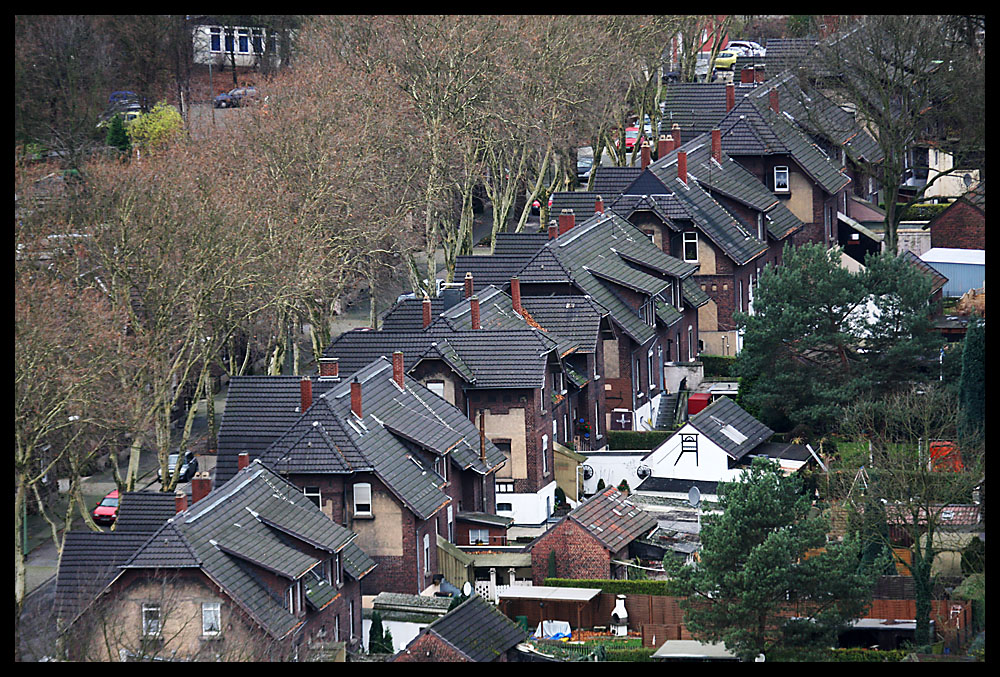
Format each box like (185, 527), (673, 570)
(423, 533), (431, 573)
(202, 602), (221, 637)
(237, 29), (251, 54)
(334, 553), (342, 586)
(774, 166), (790, 192)
(470, 528), (489, 545)
(647, 347), (656, 389)
(142, 603), (161, 638)
(447, 505), (454, 542)
(541, 434), (549, 474)
(353, 483), (372, 517)
(303, 486), (321, 509)
(683, 232), (698, 262)
(496, 480), (514, 493)
(426, 380), (445, 399)
(209, 27), (223, 53)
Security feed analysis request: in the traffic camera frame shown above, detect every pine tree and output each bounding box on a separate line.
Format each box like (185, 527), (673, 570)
(105, 113), (131, 154)
(958, 316), (985, 450)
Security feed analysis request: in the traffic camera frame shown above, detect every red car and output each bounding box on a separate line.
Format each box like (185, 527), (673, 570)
(92, 490), (119, 526)
(614, 127), (643, 152)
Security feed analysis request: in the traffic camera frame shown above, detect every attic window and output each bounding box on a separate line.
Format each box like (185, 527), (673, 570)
(774, 166), (790, 193)
(683, 232), (698, 262)
(353, 483), (372, 517)
(720, 424), (748, 445)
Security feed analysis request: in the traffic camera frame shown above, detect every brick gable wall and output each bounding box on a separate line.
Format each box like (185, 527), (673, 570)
(392, 631), (470, 662)
(529, 518), (611, 584)
(930, 201), (985, 250)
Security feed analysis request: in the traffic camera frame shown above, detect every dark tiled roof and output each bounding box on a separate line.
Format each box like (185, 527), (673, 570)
(493, 232), (549, 256)
(688, 396), (773, 460)
(635, 476), (719, 495)
(659, 83), (731, 139)
(567, 487), (657, 553)
(418, 594), (527, 662)
(414, 330), (555, 389)
(964, 180), (985, 213)
(454, 255), (535, 292)
(55, 531), (154, 625)
(380, 297), (446, 331)
(114, 491), (178, 533)
(753, 442), (813, 462)
(216, 375), (341, 483)
(609, 193), (688, 224)
(519, 295), (608, 353)
(591, 166), (643, 197)
(324, 330), (437, 380)
(548, 192), (604, 224)
(763, 38), (819, 76)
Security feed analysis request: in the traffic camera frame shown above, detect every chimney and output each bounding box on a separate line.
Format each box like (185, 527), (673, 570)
(726, 83), (735, 112)
(470, 295), (481, 330)
(595, 195), (604, 215)
(350, 378), (362, 418)
(175, 491), (187, 514)
(741, 66), (754, 84)
(677, 151), (687, 185)
(392, 351), (404, 388)
(548, 221), (558, 240)
(657, 135), (670, 159)
(665, 134), (675, 153)
(769, 89), (779, 114)
(711, 129), (722, 164)
(755, 68), (764, 83)
(558, 209), (575, 236)
(640, 138), (651, 169)
(510, 277), (522, 315)
(671, 123), (681, 148)
(464, 271), (474, 298)
(238, 452), (249, 471)
(300, 376), (313, 412)
(192, 472), (212, 504)
(318, 357), (339, 379)
(422, 295), (432, 329)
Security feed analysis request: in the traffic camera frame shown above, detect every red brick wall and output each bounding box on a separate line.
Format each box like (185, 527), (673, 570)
(930, 201), (985, 250)
(529, 519), (611, 584)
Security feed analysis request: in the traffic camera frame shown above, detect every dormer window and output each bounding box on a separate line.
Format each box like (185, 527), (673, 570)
(774, 166), (790, 193)
(683, 232), (698, 262)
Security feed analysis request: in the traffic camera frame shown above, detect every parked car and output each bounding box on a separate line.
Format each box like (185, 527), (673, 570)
(92, 490), (119, 526)
(726, 40), (766, 57)
(713, 50), (739, 70)
(214, 86), (258, 108)
(158, 450), (199, 485)
(97, 91), (146, 128)
(577, 147), (594, 184)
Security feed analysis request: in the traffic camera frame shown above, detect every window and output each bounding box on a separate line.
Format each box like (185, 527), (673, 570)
(209, 27), (222, 53)
(426, 380), (445, 399)
(497, 502), (513, 512)
(757, 213), (765, 241)
(237, 30), (250, 54)
(687, 326), (694, 362)
(447, 505), (454, 542)
(423, 533), (431, 573)
(303, 486), (321, 509)
(774, 166), (790, 192)
(541, 435), (549, 474)
(334, 553), (342, 586)
(647, 347), (656, 388)
(496, 479), (514, 493)
(252, 29), (265, 54)
(202, 602), (221, 637)
(470, 528), (490, 545)
(224, 30), (234, 53)
(353, 483), (372, 517)
(142, 603), (161, 637)
(350, 600), (356, 638)
(683, 232), (698, 262)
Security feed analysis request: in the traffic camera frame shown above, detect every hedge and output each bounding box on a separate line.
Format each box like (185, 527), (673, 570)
(607, 430), (672, 450)
(700, 354), (737, 377)
(768, 647), (908, 662)
(544, 578), (686, 596)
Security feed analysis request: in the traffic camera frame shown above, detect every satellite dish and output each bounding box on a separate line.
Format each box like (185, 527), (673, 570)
(687, 486), (701, 508)
(581, 464), (594, 480)
(462, 581), (473, 597)
(636, 465), (651, 480)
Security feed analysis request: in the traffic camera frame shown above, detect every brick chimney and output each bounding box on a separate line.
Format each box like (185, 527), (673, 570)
(422, 295), (432, 329)
(238, 452), (249, 471)
(470, 295), (481, 330)
(677, 151), (687, 185)
(548, 221), (558, 240)
(510, 277), (522, 315)
(641, 138), (651, 169)
(712, 129), (722, 164)
(657, 135), (670, 159)
(595, 195), (604, 215)
(755, 68), (764, 83)
(558, 209), (575, 236)
(192, 471), (212, 504)
(671, 123), (681, 148)
(392, 351), (404, 388)
(350, 378), (362, 419)
(300, 376), (313, 412)
(175, 491), (188, 514)
(318, 357), (339, 379)
(726, 83), (735, 112)
(741, 66), (754, 84)
(464, 271), (474, 298)
(769, 88), (779, 114)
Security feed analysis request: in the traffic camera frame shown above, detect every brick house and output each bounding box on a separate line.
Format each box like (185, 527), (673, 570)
(926, 181), (985, 250)
(55, 462), (375, 661)
(526, 487), (656, 585)
(392, 593), (527, 662)
(253, 355), (507, 595)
